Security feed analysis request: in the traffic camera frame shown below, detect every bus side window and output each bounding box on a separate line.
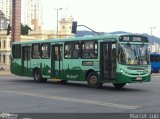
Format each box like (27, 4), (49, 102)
(81, 41), (98, 59)
(64, 44), (72, 58)
(32, 44), (40, 59)
(155, 56), (158, 62)
(64, 42), (79, 59)
(158, 55), (160, 62)
(150, 55), (154, 62)
(41, 43), (50, 58)
(12, 45), (21, 59)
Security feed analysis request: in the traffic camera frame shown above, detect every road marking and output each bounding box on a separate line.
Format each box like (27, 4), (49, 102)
(0, 90), (141, 109)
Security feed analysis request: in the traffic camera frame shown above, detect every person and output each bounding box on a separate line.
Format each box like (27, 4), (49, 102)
(0, 66), (4, 70)
(65, 51), (71, 58)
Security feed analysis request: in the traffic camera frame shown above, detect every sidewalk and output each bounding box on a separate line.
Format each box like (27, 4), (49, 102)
(0, 65), (13, 76)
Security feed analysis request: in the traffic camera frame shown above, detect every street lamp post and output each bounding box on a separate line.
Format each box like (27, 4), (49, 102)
(149, 26), (156, 52)
(54, 8), (62, 38)
(149, 26), (156, 44)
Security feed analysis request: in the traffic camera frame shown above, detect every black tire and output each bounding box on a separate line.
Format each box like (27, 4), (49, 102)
(87, 72), (102, 88)
(33, 69), (47, 82)
(113, 83), (126, 88)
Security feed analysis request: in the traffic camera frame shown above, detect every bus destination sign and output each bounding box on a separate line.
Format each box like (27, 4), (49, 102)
(119, 35), (148, 42)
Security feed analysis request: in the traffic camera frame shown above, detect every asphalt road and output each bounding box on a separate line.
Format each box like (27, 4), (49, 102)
(0, 75), (160, 114)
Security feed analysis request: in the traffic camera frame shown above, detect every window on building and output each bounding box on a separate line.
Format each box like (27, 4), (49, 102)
(41, 43), (50, 58)
(32, 44), (40, 59)
(64, 42), (79, 59)
(12, 45), (21, 59)
(0, 53), (1, 63)
(3, 54), (5, 63)
(10, 41), (11, 48)
(81, 41), (98, 59)
(3, 40), (5, 48)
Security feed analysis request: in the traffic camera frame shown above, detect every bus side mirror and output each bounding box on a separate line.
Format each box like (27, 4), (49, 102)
(72, 21), (77, 34)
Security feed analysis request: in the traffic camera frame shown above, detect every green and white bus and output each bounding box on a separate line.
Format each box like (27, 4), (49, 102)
(10, 34), (151, 88)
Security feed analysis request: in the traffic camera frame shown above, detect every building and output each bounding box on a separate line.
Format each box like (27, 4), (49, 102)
(0, 0), (12, 24)
(0, 0), (42, 31)
(0, 30), (11, 65)
(149, 42), (160, 53)
(59, 16), (73, 36)
(21, 0), (43, 31)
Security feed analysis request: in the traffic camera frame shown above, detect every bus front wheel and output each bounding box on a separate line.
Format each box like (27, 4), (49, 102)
(33, 69), (47, 82)
(87, 72), (102, 88)
(113, 83), (126, 88)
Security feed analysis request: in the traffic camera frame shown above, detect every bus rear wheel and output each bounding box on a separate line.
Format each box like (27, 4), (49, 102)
(33, 69), (47, 82)
(113, 83), (126, 88)
(87, 72), (102, 88)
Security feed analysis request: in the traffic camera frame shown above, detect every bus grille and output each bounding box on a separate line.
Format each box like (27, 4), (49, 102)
(130, 73), (147, 76)
(127, 67), (147, 70)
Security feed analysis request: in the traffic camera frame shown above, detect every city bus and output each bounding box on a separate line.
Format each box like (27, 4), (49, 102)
(150, 53), (160, 73)
(10, 34), (151, 88)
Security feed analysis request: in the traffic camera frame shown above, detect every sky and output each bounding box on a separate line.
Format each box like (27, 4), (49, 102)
(42, 0), (160, 38)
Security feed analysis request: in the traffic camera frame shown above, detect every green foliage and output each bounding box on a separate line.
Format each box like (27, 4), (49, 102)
(6, 23), (32, 36)
(7, 24), (11, 35)
(21, 24), (32, 35)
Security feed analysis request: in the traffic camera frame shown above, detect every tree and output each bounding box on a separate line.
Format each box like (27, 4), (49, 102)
(7, 24), (11, 35)
(6, 24), (32, 36)
(21, 24), (32, 35)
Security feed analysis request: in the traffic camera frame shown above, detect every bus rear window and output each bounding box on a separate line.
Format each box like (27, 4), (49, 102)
(12, 45), (21, 59)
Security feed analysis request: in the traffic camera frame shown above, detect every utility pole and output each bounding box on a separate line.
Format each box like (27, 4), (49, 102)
(54, 8), (62, 38)
(149, 27), (156, 52)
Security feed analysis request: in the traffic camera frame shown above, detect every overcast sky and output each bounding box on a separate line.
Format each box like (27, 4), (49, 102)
(42, 0), (160, 37)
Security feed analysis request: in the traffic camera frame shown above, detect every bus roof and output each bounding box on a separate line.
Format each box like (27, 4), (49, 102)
(12, 33), (147, 45)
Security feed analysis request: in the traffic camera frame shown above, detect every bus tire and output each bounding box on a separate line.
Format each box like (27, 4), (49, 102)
(33, 69), (47, 82)
(87, 72), (102, 88)
(113, 83), (126, 88)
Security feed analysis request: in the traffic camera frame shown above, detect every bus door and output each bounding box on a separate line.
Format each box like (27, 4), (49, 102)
(52, 45), (63, 79)
(22, 46), (31, 76)
(100, 42), (116, 80)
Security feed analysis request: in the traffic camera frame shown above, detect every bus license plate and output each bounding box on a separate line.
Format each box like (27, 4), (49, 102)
(136, 77), (142, 80)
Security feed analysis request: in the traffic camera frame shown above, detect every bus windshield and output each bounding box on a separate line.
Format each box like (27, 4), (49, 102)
(118, 44), (149, 65)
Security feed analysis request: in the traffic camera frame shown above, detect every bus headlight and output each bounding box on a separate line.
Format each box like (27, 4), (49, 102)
(120, 69), (129, 75)
(120, 69), (126, 75)
(120, 69), (124, 73)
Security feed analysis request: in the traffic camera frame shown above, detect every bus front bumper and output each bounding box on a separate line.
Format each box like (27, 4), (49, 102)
(116, 72), (151, 84)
